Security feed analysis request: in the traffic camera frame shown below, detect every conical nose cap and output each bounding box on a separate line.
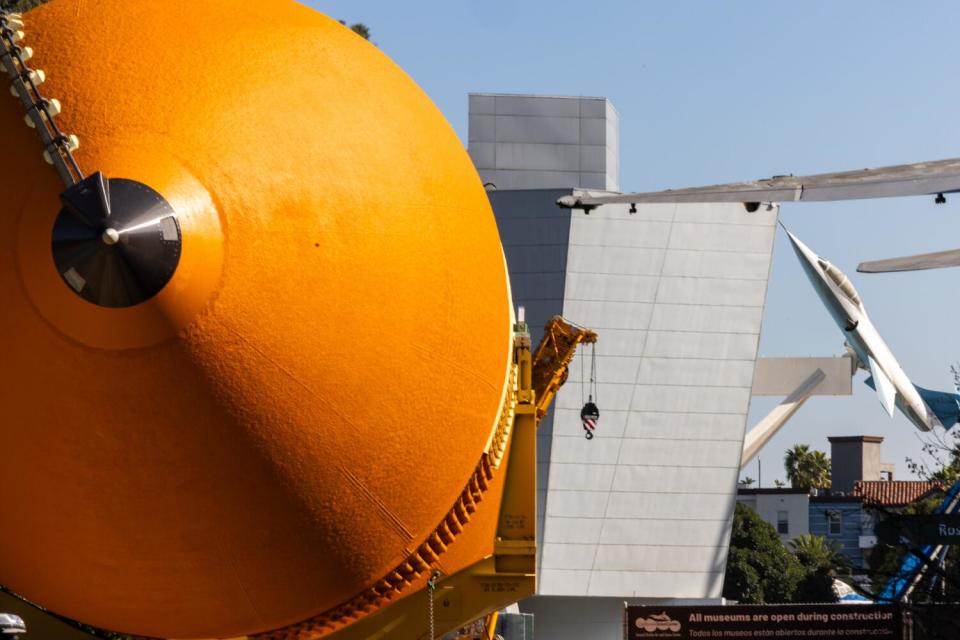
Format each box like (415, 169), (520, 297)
(51, 172), (182, 308)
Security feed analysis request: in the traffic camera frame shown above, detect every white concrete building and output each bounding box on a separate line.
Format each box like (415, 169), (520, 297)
(470, 93), (779, 640)
(736, 489), (811, 542)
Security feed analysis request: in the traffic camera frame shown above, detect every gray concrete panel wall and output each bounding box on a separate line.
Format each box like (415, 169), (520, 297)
(469, 94), (619, 191)
(489, 190), (778, 619)
(539, 199), (777, 601)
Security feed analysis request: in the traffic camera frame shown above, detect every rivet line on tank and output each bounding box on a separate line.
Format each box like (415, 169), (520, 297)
(0, 8), (83, 186)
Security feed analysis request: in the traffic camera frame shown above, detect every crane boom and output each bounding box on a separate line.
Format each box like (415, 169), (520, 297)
(531, 316), (598, 422)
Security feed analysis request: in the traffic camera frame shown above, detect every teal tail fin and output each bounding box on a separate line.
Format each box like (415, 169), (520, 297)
(914, 384), (960, 429)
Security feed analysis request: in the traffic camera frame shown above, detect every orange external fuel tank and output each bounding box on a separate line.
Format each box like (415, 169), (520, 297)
(0, 1), (514, 638)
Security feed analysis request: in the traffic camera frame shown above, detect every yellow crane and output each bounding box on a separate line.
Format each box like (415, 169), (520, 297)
(433, 315), (598, 640)
(531, 316), (599, 422)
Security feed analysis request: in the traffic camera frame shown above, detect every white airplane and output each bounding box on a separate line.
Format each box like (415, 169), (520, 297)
(784, 228), (960, 432)
(554, 157), (960, 432)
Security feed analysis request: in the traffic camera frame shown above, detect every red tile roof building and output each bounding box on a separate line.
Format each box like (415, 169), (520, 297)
(853, 480), (942, 506)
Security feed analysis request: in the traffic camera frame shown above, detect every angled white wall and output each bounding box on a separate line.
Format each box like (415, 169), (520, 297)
(541, 200), (777, 599)
(488, 190), (778, 639)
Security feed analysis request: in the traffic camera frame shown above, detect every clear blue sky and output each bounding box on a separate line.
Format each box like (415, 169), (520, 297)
(310, 0), (960, 484)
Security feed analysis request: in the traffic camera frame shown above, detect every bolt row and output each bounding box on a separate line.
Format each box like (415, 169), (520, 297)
(0, 9), (83, 185)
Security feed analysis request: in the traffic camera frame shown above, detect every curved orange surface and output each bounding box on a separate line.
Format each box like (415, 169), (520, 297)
(0, 1), (512, 637)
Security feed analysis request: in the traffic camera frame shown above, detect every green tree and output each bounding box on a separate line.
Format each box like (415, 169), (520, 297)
(724, 506), (842, 604)
(338, 19), (371, 41)
(788, 534), (844, 603)
(350, 22), (371, 40)
(723, 503), (803, 603)
(784, 444), (831, 489)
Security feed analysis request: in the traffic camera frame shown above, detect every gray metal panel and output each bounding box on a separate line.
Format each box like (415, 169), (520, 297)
(468, 93), (620, 191)
(579, 145), (606, 173)
(580, 98), (608, 118)
(477, 168), (497, 186)
(579, 118), (606, 145)
(490, 170), (582, 190)
(468, 93), (495, 115)
(495, 115), (581, 144)
(579, 172), (608, 189)
(495, 142), (581, 171)
(467, 142), (495, 169)
(495, 94), (582, 117)
(468, 114), (495, 142)
(605, 147), (619, 192)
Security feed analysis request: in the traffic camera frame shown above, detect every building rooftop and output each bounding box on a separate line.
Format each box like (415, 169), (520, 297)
(854, 480), (942, 506)
(737, 488), (810, 495)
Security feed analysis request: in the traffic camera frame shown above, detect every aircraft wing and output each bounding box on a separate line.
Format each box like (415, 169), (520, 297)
(866, 355), (897, 417)
(857, 247), (960, 273)
(557, 157), (960, 209)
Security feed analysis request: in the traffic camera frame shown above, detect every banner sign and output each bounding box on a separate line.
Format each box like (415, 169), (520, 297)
(875, 514), (960, 545)
(624, 604), (901, 640)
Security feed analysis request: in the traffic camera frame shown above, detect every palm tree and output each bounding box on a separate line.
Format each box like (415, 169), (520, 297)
(789, 534), (843, 571)
(785, 444), (810, 488)
(805, 450), (832, 488)
(784, 444), (831, 489)
(787, 533), (847, 576)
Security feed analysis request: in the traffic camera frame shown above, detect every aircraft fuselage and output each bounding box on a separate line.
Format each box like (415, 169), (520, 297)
(786, 230), (940, 432)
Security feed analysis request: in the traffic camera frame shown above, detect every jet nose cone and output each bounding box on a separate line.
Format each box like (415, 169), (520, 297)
(783, 228), (814, 259)
(782, 227), (822, 271)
